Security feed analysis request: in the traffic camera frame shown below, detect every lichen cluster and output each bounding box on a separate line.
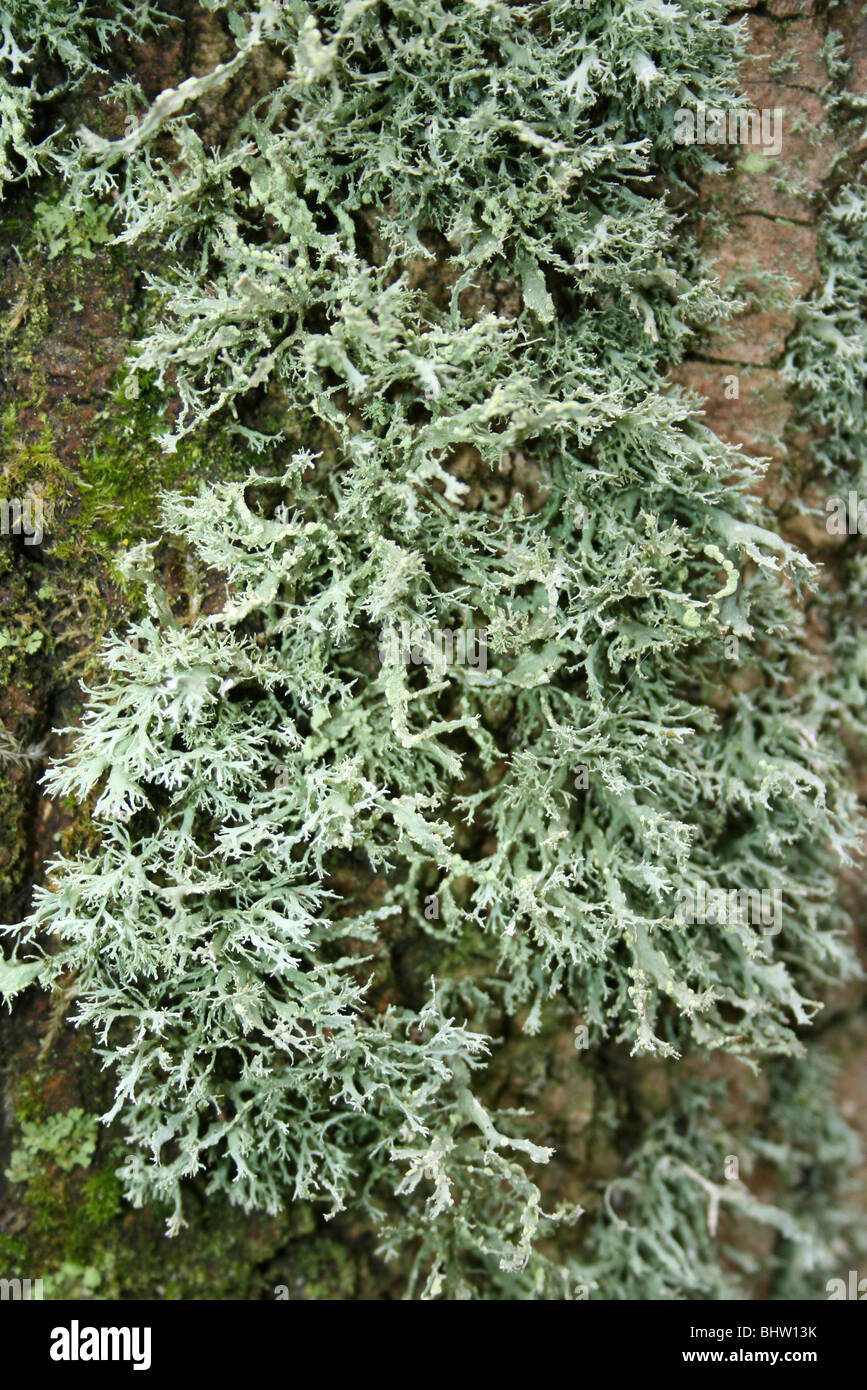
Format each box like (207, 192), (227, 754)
(2, 0), (865, 1299)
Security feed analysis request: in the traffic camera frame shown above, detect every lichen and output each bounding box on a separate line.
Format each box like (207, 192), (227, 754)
(1, 0), (865, 1301)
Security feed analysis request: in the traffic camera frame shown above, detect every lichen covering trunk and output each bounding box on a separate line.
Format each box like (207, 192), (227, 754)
(0, 0), (865, 1300)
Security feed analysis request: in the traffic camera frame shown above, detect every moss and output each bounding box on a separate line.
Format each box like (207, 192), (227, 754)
(739, 152), (775, 175)
(32, 196), (115, 263)
(1, 384), (230, 566)
(54, 382), (240, 567)
(0, 774), (33, 919)
(81, 1168), (124, 1228)
(272, 1236), (359, 1302)
(5, 1106), (99, 1182)
(1, 1048), (295, 1300)
(0, 375), (239, 843)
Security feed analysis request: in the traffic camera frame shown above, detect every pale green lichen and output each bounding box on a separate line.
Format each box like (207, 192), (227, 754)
(1, 0), (864, 1299)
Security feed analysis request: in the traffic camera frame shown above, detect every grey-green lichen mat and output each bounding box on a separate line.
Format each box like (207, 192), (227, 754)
(2, 0), (866, 1299)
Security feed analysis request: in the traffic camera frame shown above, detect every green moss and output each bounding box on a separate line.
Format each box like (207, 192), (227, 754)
(739, 152), (774, 174)
(80, 1168), (123, 1227)
(273, 1237), (358, 1302)
(6, 1107), (99, 1183)
(1, 1051), (294, 1299)
(33, 197), (115, 262)
(58, 383), (240, 566)
(42, 1260), (117, 1301)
